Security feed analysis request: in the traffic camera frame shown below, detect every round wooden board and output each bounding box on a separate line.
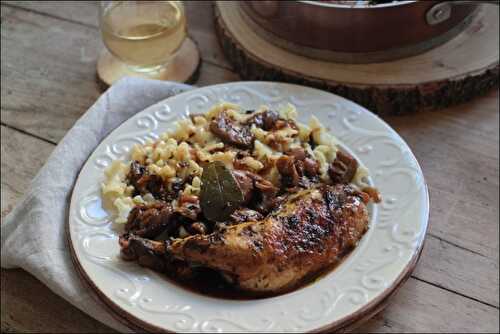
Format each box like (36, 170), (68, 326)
(214, 2), (499, 115)
(97, 37), (201, 87)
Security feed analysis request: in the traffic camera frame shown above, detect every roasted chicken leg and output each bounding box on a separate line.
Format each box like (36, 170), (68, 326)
(120, 184), (369, 293)
(167, 184), (369, 293)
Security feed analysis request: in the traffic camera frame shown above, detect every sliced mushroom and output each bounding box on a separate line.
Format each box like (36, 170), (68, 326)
(209, 111), (254, 148)
(128, 161), (168, 200)
(245, 110), (280, 131)
(125, 203), (175, 239)
(328, 151), (358, 184)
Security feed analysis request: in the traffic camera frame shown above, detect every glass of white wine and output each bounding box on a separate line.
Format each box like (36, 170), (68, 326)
(99, 1), (187, 73)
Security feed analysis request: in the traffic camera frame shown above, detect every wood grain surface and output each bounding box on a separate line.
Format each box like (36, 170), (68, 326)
(1, 1), (499, 333)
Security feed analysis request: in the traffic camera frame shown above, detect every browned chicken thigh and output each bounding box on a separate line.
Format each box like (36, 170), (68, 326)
(166, 184), (369, 293)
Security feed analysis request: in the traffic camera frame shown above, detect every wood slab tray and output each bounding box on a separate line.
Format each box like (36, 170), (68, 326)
(214, 1), (499, 115)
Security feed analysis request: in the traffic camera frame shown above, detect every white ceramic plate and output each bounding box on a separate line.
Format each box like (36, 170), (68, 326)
(68, 82), (429, 333)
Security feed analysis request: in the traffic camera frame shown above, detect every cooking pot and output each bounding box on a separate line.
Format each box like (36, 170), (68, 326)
(239, 1), (498, 63)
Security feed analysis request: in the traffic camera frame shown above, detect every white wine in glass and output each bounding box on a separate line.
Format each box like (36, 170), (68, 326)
(100, 1), (187, 73)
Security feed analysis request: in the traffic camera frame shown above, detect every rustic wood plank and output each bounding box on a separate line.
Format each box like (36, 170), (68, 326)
(196, 59), (239, 85)
(0, 4), (238, 143)
(384, 89), (499, 260)
(184, 1), (232, 69)
(3, 0), (232, 70)
(3, 2), (497, 250)
(1, 4), (103, 143)
(1, 2), (499, 333)
(2, 0), (498, 305)
(414, 234), (499, 307)
(1, 269), (116, 333)
(1, 0), (499, 306)
(1, 125), (498, 333)
(1, 126), (54, 218)
(2, 3), (497, 300)
(359, 278), (499, 333)
(2, 1), (98, 26)
(2, 3), (497, 259)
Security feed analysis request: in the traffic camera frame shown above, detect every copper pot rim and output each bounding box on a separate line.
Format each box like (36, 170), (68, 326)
(297, 0), (417, 9)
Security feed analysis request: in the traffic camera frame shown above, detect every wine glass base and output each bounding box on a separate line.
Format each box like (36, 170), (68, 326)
(97, 37), (201, 86)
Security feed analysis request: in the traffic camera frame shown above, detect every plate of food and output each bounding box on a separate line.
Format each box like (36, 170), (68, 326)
(68, 82), (428, 332)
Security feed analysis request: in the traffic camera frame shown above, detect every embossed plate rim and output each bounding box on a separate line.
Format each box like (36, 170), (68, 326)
(68, 81), (429, 333)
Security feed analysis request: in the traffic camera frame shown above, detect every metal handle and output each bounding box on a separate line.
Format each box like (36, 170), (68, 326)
(426, 1), (499, 25)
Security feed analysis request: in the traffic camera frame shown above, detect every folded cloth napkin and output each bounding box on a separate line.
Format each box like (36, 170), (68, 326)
(1, 77), (193, 332)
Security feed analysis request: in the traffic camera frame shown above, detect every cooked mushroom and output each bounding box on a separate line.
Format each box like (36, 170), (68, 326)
(125, 203), (175, 239)
(245, 110), (280, 130)
(328, 151), (358, 184)
(209, 111), (254, 148)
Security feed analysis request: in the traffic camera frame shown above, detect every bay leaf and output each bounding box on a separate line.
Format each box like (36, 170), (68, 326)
(200, 161), (244, 222)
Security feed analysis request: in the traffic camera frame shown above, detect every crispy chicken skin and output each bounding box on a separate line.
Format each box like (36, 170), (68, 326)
(166, 184), (369, 293)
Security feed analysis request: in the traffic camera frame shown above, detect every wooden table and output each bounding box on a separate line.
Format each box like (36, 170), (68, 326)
(1, 1), (498, 333)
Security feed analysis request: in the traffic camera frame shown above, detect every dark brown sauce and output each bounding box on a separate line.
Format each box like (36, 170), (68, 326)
(159, 247), (356, 300)
(164, 267), (262, 300)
